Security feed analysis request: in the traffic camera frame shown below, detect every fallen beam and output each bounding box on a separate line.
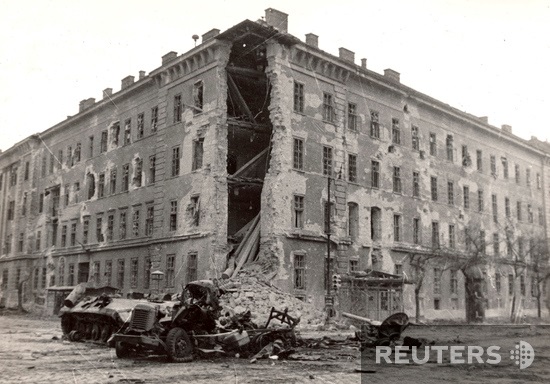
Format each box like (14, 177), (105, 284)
(342, 312), (378, 325)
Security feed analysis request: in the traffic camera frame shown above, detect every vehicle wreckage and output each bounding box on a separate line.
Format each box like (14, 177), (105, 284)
(111, 279), (299, 362)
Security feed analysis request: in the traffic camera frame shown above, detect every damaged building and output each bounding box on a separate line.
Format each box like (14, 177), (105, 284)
(0, 8), (549, 321)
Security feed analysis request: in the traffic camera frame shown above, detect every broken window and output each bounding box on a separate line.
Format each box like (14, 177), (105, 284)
(145, 206), (154, 236)
(431, 221), (440, 248)
(58, 259), (65, 286)
(348, 154), (357, 182)
(505, 197), (510, 217)
(89, 135), (94, 158)
(322, 146), (333, 176)
(492, 194), (498, 222)
(134, 158), (143, 187)
(166, 254), (175, 287)
(350, 260), (359, 273)
(151, 106), (158, 132)
(478, 190), (484, 212)
(348, 103), (357, 131)
(98, 173), (105, 198)
(371, 161), (380, 188)
(462, 145), (471, 166)
(74, 182), (80, 204)
(429, 133), (437, 156)
(82, 217), (89, 245)
(17, 233), (24, 252)
(107, 214), (114, 241)
(449, 224), (456, 249)
(111, 122), (120, 146)
(520, 275), (525, 296)
(324, 201), (334, 234)
(411, 125), (419, 151)
(110, 169), (117, 195)
(536, 173), (541, 189)
(58, 150), (63, 170)
(502, 157), (508, 179)
(144, 257), (151, 289)
(370, 111), (380, 138)
(87, 173), (95, 199)
(96, 216), (103, 242)
(393, 214), (401, 242)
(130, 258), (138, 288)
(392, 118), (400, 145)
(447, 181), (454, 205)
(117, 259), (125, 289)
(189, 196), (200, 226)
(476, 149), (482, 171)
(463, 186), (470, 209)
(100, 130), (108, 153)
(137, 113), (144, 139)
(322, 92), (335, 122)
(22, 192), (27, 216)
(132, 209), (140, 237)
(61, 225), (67, 247)
(433, 268), (441, 294)
(480, 230), (486, 254)
(186, 253), (198, 283)
(446, 134), (453, 162)
(193, 81), (203, 114)
(294, 253), (306, 290)
(348, 202), (358, 241)
(526, 168), (531, 187)
(412, 171), (420, 197)
(70, 222), (76, 246)
(124, 119), (131, 145)
(49, 153), (54, 174)
(105, 261), (112, 286)
(528, 204), (533, 223)
(119, 210), (127, 240)
(493, 233), (500, 255)
(170, 200), (178, 231)
(174, 94), (182, 123)
(35, 231), (41, 251)
(149, 155), (156, 184)
(293, 138), (304, 171)
(517, 201), (522, 221)
(41, 156), (47, 177)
(371, 207), (382, 241)
(63, 185), (69, 207)
(450, 269), (458, 294)
(495, 273), (501, 294)
(430, 176), (438, 201)
(68, 264), (75, 286)
(490, 155), (497, 177)
(393, 166), (402, 193)
(413, 218), (421, 244)
(515, 164), (520, 184)
(122, 164), (129, 192)
(293, 81), (304, 113)
(293, 195), (304, 229)
(171, 146), (181, 177)
(24, 161), (29, 180)
(192, 138), (204, 171)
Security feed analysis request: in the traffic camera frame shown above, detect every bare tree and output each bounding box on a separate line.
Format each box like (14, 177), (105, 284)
(527, 238), (550, 318)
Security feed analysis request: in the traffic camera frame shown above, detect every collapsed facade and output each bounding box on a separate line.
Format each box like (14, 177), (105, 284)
(0, 9), (549, 321)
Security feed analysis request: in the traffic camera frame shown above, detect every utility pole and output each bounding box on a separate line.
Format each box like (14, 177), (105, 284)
(325, 175), (333, 316)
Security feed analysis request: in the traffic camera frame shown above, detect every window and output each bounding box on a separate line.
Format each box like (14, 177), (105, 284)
(433, 268), (441, 294)
(18, 233), (24, 252)
(350, 260), (359, 272)
(49, 153), (54, 174)
(111, 122), (120, 146)
(58, 150), (63, 170)
(502, 157), (508, 179)
(132, 209), (140, 237)
(22, 192), (27, 216)
(322, 92), (334, 122)
(193, 81), (204, 114)
(98, 173), (105, 198)
(348, 203), (359, 241)
(463, 186), (470, 209)
(520, 275), (525, 296)
(293, 138), (304, 170)
(539, 208), (544, 226)
(190, 196), (200, 226)
(526, 169), (531, 187)
(450, 269), (458, 294)
(61, 225), (67, 247)
(322, 146), (333, 176)
(294, 253), (306, 289)
(506, 231), (513, 258)
(68, 264), (75, 286)
(411, 126), (419, 151)
(145, 206), (154, 236)
(192, 138), (204, 170)
(434, 298), (440, 310)
(134, 158), (143, 187)
(110, 169), (117, 195)
(490, 155), (497, 177)
(24, 161), (29, 180)
(291, 81), (305, 113)
(476, 150), (483, 171)
(137, 113), (144, 139)
(413, 218), (421, 245)
(515, 164), (520, 184)
(92, 262), (100, 285)
(171, 146), (181, 177)
(96, 216), (103, 242)
(430, 176), (438, 201)
(87, 173), (95, 199)
(393, 167), (402, 193)
(536, 173), (541, 189)
(186, 252), (198, 283)
(105, 260), (112, 286)
(518, 237), (524, 258)
(429, 133), (437, 156)
(432, 221), (440, 248)
(412, 171), (420, 197)
(58, 259), (65, 286)
(446, 135), (453, 161)
(493, 233), (500, 255)
(348, 154), (357, 182)
(119, 211), (127, 240)
(174, 94), (182, 123)
(170, 200), (178, 231)
(0, 174), (2, 191)
(122, 164), (129, 192)
(70, 222), (76, 246)
(72, 142), (80, 163)
(124, 119), (131, 145)
(508, 274), (514, 295)
(391, 118), (400, 144)
(393, 214), (402, 242)
(370, 111), (380, 138)
(63, 185), (69, 207)
(293, 195), (304, 229)
(462, 145), (470, 166)
(82, 217), (89, 245)
(100, 130), (108, 153)
(74, 183), (80, 204)
(1, 270), (8, 290)
(449, 224), (456, 249)
(348, 103), (357, 131)
(117, 259), (125, 289)
(492, 194), (498, 222)
(41, 156), (47, 177)
(371, 207), (382, 241)
(149, 155), (156, 184)
(447, 181), (454, 205)
(480, 230), (486, 254)
(107, 214), (114, 241)
(9, 166), (18, 186)
(7, 200), (15, 220)
(371, 161), (380, 188)
(324, 201), (334, 234)
(151, 106), (158, 132)
(166, 254), (175, 287)
(528, 204), (533, 223)
(495, 273), (501, 294)
(4, 234), (12, 254)
(144, 257), (151, 289)
(517, 201), (522, 221)
(504, 197), (510, 218)
(394, 264), (402, 276)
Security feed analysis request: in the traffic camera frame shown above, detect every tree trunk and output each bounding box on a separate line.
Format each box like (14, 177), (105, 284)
(536, 292), (542, 318)
(414, 287), (420, 323)
(510, 294), (516, 323)
(464, 273), (485, 323)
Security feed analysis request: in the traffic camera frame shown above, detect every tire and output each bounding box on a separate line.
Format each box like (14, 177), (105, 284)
(91, 324), (100, 341)
(166, 327), (193, 363)
(100, 325), (111, 342)
(115, 341), (133, 358)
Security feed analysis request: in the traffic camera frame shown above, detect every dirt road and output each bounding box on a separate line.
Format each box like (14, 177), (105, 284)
(0, 313), (549, 383)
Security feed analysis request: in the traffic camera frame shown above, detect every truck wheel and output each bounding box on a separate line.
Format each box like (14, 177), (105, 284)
(115, 341), (133, 358)
(166, 327), (193, 363)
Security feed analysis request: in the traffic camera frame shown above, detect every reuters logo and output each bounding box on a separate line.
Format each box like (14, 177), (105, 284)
(509, 341), (535, 370)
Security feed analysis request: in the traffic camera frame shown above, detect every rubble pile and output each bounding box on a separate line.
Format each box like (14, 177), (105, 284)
(219, 273), (325, 329)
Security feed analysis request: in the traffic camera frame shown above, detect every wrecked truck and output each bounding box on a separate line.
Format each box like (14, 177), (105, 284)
(112, 279), (299, 362)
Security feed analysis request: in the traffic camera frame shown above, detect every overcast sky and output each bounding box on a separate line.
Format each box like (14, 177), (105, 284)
(1, 0), (549, 151)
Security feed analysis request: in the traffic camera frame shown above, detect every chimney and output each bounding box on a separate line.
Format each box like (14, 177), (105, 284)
(479, 116), (488, 124)
(361, 58), (367, 69)
(139, 70), (146, 80)
(339, 48), (355, 63)
(305, 33), (318, 48)
(103, 88), (113, 99)
(202, 28), (220, 43)
(79, 98), (95, 112)
(121, 75), (135, 90)
(265, 8), (288, 33)
(162, 51), (178, 65)
(501, 124), (512, 134)
(79, 100), (86, 112)
(531, 135), (538, 141)
(384, 68), (400, 83)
